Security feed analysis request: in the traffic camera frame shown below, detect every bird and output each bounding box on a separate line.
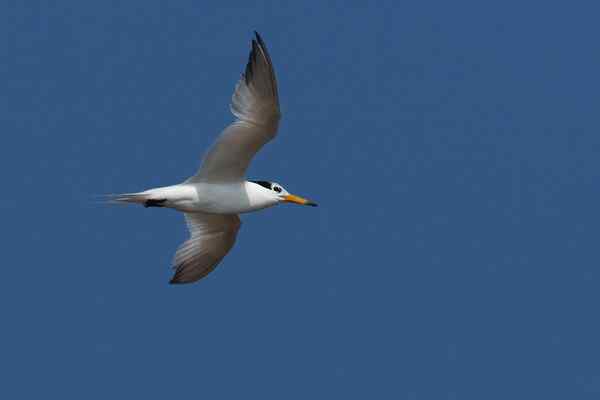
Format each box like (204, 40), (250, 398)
(111, 32), (317, 284)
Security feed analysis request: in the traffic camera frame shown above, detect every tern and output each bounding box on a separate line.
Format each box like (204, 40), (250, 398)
(112, 32), (317, 284)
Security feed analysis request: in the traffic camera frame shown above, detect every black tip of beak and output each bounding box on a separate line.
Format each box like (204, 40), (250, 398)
(306, 201), (318, 207)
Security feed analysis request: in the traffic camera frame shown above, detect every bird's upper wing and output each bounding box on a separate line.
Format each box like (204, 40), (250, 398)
(187, 32), (280, 183)
(170, 212), (241, 284)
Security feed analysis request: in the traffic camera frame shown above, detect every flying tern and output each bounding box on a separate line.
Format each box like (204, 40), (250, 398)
(112, 32), (317, 284)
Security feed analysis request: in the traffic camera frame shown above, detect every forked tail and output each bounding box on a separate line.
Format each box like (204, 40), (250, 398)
(106, 188), (170, 208)
(106, 192), (151, 205)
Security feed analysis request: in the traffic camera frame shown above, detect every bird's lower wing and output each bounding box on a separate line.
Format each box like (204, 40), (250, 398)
(170, 212), (241, 284)
(186, 32), (280, 183)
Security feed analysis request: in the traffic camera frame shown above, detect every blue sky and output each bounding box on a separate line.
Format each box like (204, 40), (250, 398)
(2, 1), (600, 399)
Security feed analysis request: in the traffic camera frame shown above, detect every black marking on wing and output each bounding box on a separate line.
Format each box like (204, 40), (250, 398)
(241, 32), (279, 102)
(244, 38), (258, 86)
(254, 31), (279, 101)
(169, 254), (220, 284)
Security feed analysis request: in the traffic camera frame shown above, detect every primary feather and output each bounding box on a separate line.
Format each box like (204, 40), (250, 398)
(187, 32), (281, 183)
(170, 213), (241, 284)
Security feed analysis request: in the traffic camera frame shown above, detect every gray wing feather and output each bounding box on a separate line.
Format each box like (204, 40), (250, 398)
(170, 213), (241, 284)
(187, 32), (281, 183)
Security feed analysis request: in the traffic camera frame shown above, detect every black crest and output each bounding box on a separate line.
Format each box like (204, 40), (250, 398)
(250, 180), (272, 190)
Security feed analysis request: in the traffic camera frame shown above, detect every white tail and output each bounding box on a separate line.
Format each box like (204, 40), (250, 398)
(106, 192), (151, 205)
(106, 186), (180, 207)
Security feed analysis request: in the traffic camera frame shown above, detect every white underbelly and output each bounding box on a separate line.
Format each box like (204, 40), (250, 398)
(169, 182), (275, 214)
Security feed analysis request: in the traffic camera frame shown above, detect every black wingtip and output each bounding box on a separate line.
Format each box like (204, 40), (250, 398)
(244, 40), (257, 85)
(169, 275), (202, 285)
(169, 275), (187, 285)
(169, 266), (184, 284)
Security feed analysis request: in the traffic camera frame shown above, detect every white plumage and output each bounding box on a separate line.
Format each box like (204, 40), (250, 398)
(112, 32), (316, 284)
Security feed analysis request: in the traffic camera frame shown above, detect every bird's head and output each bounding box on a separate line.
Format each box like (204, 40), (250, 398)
(250, 180), (317, 207)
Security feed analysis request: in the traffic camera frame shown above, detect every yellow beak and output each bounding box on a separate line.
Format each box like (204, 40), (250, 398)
(284, 194), (318, 207)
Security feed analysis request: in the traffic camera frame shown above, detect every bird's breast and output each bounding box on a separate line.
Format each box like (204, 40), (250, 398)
(174, 182), (277, 214)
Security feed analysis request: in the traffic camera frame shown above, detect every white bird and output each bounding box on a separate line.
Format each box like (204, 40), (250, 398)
(112, 32), (317, 284)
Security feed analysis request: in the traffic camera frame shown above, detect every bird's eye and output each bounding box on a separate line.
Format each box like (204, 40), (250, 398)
(273, 186), (282, 193)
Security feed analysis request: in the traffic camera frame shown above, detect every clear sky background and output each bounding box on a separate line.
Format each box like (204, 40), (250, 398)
(1, 1), (599, 399)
